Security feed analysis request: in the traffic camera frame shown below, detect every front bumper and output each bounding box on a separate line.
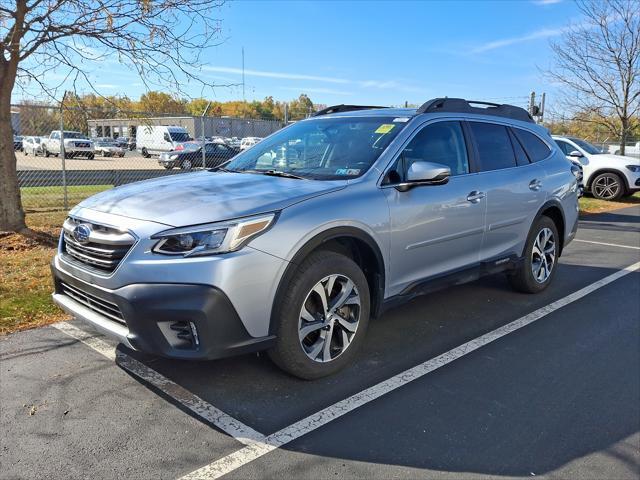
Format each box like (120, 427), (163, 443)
(52, 262), (275, 360)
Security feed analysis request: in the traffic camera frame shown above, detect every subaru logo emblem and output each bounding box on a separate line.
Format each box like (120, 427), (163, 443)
(72, 224), (92, 244)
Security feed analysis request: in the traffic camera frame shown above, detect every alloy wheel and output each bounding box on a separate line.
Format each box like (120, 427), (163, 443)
(593, 175), (620, 200)
(531, 227), (556, 284)
(298, 274), (361, 363)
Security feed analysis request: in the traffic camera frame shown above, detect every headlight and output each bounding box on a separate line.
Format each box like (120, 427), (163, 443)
(625, 165), (640, 172)
(151, 213), (276, 256)
(169, 154), (179, 160)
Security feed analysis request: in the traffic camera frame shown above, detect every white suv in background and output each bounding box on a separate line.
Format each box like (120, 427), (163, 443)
(553, 135), (640, 200)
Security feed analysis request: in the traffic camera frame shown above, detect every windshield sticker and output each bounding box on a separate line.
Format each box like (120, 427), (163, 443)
(393, 117), (410, 123)
(335, 168), (361, 176)
(375, 124), (395, 134)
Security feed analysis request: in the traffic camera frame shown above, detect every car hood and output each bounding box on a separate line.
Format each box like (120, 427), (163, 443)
(590, 153), (640, 165)
(75, 171), (346, 227)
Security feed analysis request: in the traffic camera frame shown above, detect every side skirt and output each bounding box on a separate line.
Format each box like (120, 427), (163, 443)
(380, 254), (523, 314)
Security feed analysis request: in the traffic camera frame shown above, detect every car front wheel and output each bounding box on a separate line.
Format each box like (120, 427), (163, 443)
(591, 172), (624, 201)
(268, 250), (370, 379)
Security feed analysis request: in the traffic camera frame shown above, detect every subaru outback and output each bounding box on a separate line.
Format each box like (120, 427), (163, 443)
(51, 98), (580, 379)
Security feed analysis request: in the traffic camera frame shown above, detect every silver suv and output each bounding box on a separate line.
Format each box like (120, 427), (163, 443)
(51, 98), (580, 379)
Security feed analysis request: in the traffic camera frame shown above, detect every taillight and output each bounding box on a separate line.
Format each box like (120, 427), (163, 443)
(175, 144), (184, 151)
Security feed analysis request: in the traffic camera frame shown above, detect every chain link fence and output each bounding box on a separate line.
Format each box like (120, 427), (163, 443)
(12, 102), (316, 212)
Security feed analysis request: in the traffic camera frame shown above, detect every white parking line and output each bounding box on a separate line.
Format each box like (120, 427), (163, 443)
(574, 239), (640, 250)
(51, 322), (267, 446)
(180, 260), (640, 480)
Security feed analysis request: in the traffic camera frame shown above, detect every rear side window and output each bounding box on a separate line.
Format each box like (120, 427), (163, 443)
(469, 122), (516, 171)
(512, 128), (551, 162)
(508, 129), (530, 166)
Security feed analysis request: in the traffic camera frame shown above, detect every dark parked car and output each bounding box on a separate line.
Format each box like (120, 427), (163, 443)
(13, 135), (23, 151)
(158, 141), (239, 170)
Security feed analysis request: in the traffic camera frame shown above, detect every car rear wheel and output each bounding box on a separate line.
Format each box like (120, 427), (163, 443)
(509, 216), (559, 294)
(592, 172), (624, 201)
(268, 250), (370, 379)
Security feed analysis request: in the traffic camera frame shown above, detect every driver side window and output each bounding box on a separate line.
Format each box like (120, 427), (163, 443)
(398, 121), (469, 181)
(555, 140), (574, 156)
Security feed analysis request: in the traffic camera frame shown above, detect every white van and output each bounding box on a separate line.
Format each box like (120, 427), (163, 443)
(136, 125), (191, 157)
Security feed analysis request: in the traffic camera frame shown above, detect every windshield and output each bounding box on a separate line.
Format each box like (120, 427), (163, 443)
(569, 137), (603, 155)
(225, 116), (406, 180)
(170, 132), (191, 142)
(63, 132), (88, 139)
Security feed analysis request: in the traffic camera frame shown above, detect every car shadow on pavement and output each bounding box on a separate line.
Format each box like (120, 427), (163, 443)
(116, 259), (639, 477)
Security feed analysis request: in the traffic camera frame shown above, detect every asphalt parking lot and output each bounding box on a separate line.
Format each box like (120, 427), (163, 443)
(1, 206), (639, 480)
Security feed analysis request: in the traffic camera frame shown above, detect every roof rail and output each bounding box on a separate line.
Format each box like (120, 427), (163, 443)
(416, 97), (534, 123)
(312, 104), (388, 117)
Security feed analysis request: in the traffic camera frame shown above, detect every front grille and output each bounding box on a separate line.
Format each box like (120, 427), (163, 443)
(74, 142), (90, 148)
(62, 217), (135, 274)
(60, 282), (125, 324)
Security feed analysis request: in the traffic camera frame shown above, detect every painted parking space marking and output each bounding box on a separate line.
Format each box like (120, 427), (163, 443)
(180, 260), (640, 480)
(52, 322), (267, 446)
(574, 239), (640, 250)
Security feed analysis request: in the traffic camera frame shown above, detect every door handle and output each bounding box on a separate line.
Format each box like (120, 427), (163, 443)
(467, 191), (486, 203)
(529, 179), (542, 191)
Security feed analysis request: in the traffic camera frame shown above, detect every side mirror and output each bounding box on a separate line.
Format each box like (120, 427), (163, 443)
(396, 161), (451, 192)
(568, 150), (583, 158)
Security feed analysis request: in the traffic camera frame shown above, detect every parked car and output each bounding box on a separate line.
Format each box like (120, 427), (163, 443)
(158, 141), (239, 170)
(51, 98), (579, 379)
(94, 140), (126, 157)
(136, 125), (191, 157)
(13, 135), (23, 151)
(45, 131), (94, 159)
(608, 141), (640, 157)
(553, 135), (640, 200)
(240, 136), (262, 150)
(22, 136), (45, 156)
(227, 137), (241, 149)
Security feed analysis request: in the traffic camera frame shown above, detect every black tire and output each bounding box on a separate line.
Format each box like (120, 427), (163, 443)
(509, 216), (559, 294)
(141, 148), (150, 158)
(180, 158), (193, 170)
(44, 150), (50, 157)
(591, 172), (624, 201)
(268, 250), (370, 380)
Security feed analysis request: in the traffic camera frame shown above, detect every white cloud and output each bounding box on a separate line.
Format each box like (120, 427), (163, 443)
(202, 66), (349, 84)
(472, 26), (566, 53)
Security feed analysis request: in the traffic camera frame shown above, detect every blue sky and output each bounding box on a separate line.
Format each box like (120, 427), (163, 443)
(17, 0), (582, 109)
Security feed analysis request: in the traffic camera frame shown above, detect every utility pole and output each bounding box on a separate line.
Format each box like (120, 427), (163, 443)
(242, 47), (245, 103)
(60, 91), (69, 210)
(201, 101), (211, 169)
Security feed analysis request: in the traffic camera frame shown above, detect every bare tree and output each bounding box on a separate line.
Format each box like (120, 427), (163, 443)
(547, 0), (639, 155)
(0, 0), (227, 233)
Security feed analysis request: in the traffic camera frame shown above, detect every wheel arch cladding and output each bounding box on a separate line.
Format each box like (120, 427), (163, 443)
(270, 227), (386, 335)
(538, 202), (565, 255)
